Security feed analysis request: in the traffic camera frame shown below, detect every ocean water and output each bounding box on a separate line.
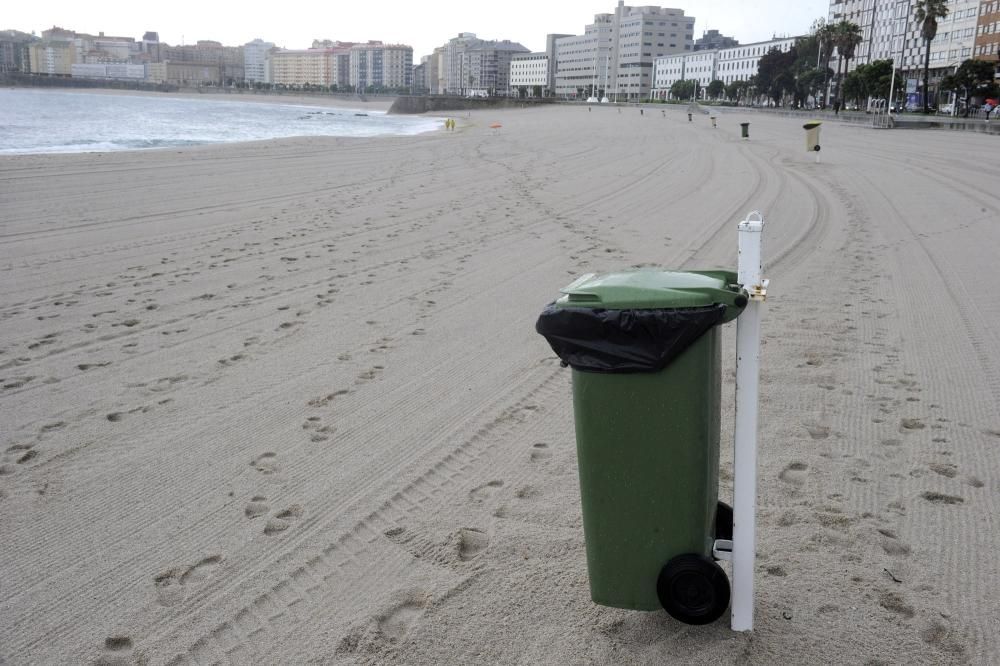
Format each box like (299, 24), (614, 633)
(0, 89), (441, 154)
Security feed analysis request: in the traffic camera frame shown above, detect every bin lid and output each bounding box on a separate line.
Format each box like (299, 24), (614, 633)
(558, 269), (744, 311)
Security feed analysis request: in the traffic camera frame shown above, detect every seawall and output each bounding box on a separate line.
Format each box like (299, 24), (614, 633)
(389, 95), (556, 115)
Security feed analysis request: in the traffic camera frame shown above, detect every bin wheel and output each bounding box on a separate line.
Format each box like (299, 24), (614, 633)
(715, 501), (733, 541)
(657, 554), (731, 625)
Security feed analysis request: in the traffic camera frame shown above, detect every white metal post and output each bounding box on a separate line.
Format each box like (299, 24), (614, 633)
(732, 212), (766, 632)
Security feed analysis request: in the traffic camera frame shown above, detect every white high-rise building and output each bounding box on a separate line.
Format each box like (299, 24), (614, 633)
(554, 15), (615, 98)
(244, 38), (274, 84)
(349, 42), (413, 91)
(652, 36), (798, 99)
(555, 1), (695, 100)
(653, 53), (691, 93)
(828, 0), (980, 77)
(509, 53), (550, 95)
(716, 37), (798, 85)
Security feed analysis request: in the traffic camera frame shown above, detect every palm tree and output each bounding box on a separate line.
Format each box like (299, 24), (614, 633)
(834, 21), (863, 109)
(915, 0), (950, 113)
(818, 23), (838, 107)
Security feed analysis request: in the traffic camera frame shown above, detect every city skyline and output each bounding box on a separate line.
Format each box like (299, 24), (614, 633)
(3, 0), (828, 60)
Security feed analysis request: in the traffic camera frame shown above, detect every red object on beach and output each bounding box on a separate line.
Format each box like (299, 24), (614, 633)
(489, 122), (502, 129)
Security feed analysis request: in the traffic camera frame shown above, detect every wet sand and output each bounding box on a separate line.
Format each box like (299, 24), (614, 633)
(1, 104), (998, 664)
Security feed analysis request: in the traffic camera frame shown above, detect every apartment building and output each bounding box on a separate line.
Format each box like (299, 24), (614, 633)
(975, 0), (1000, 60)
(466, 42), (526, 95)
(828, 0), (980, 80)
(80, 34), (135, 63)
(510, 53), (549, 95)
(139, 32), (162, 63)
(146, 61), (220, 85)
(350, 42), (413, 91)
(695, 29), (738, 51)
(412, 57), (428, 93)
(651, 36), (798, 98)
(413, 51), (442, 94)
(160, 40), (244, 83)
(266, 48), (333, 86)
(433, 33), (527, 95)
(71, 63), (146, 80)
(244, 39), (274, 83)
(27, 40), (76, 75)
(653, 53), (688, 94)
(652, 48), (718, 97)
(0, 30), (36, 73)
(27, 27), (136, 75)
(717, 37), (797, 84)
(555, 1), (695, 100)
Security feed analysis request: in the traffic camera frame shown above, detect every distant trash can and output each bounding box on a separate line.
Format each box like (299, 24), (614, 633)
(536, 269), (747, 625)
(803, 121), (821, 152)
(740, 122), (750, 139)
(711, 116), (717, 128)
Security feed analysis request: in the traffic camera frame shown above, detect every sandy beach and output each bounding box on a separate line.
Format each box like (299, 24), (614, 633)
(1, 103), (998, 664)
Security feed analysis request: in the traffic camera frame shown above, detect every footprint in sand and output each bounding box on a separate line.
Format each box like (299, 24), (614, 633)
(307, 389), (351, 408)
(16, 448), (38, 465)
(103, 636), (133, 652)
(76, 362), (111, 372)
(530, 442), (552, 462)
(264, 505), (304, 536)
(244, 496), (269, 519)
(308, 424), (336, 443)
(879, 590), (915, 618)
(1, 375), (37, 390)
(900, 418), (925, 432)
(217, 353), (247, 367)
(515, 485), (541, 500)
(878, 528), (912, 556)
(921, 620), (966, 656)
(456, 528), (489, 561)
(95, 635), (136, 666)
(153, 555), (223, 606)
(929, 462), (958, 478)
(470, 480), (503, 502)
(356, 366), (384, 383)
(920, 491), (964, 505)
(804, 424), (830, 440)
(251, 452), (279, 475)
(378, 594), (428, 643)
(779, 462), (808, 485)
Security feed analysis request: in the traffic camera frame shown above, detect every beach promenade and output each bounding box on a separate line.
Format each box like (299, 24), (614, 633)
(1, 103), (998, 664)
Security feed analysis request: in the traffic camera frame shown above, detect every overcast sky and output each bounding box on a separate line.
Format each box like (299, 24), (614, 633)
(5, 0), (830, 58)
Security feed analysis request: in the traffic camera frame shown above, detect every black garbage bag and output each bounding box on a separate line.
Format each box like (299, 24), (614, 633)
(536, 303), (728, 374)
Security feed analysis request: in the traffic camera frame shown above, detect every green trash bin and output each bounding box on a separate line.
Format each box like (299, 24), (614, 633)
(536, 269), (747, 625)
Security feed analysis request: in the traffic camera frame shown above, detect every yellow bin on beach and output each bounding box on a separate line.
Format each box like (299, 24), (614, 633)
(803, 121), (821, 153)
